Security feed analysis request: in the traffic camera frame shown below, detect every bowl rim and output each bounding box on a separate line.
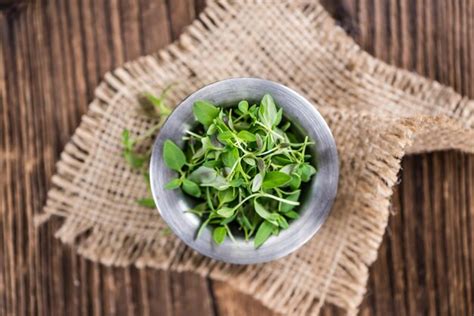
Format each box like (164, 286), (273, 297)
(150, 77), (339, 264)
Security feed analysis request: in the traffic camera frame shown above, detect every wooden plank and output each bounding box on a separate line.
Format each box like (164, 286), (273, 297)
(137, 269), (173, 316)
(167, 0), (196, 40)
(321, 1), (474, 315)
(211, 281), (274, 316)
(139, 0), (172, 54)
(169, 272), (216, 316)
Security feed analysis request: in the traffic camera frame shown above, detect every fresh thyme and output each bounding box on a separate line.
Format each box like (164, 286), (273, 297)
(163, 94), (317, 247)
(121, 87), (173, 208)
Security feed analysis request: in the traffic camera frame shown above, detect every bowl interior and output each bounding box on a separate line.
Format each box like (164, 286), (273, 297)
(150, 78), (339, 264)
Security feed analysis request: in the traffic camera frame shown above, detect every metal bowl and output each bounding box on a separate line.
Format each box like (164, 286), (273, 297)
(150, 78), (339, 264)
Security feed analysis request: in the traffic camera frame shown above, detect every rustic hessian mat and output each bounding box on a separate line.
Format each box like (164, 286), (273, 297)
(38, 0), (474, 314)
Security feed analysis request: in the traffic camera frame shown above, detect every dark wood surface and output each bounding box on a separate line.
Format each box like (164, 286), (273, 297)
(1, 0), (473, 315)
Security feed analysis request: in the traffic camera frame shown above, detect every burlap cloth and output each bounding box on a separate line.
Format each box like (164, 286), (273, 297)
(38, 0), (474, 314)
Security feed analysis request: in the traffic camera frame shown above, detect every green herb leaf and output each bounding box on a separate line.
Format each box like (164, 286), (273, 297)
(188, 202), (208, 216)
(238, 100), (249, 113)
(203, 160), (219, 168)
(284, 210), (300, 219)
(243, 157), (256, 166)
(237, 130), (256, 142)
(277, 215), (289, 229)
(193, 100), (220, 127)
(144, 93), (163, 108)
(217, 207), (235, 218)
(218, 189), (237, 205)
(272, 155), (293, 165)
(266, 135), (275, 150)
(214, 117), (231, 132)
(205, 176), (230, 191)
(163, 140), (186, 171)
(272, 225), (280, 236)
(136, 198), (156, 208)
(299, 163), (317, 182)
(289, 174), (302, 190)
(217, 131), (234, 144)
(254, 221), (275, 248)
(259, 94), (278, 128)
(280, 164), (297, 174)
(254, 200), (272, 219)
(281, 121), (291, 131)
(124, 151), (147, 169)
(122, 129), (149, 169)
(257, 158), (265, 174)
(262, 171), (292, 189)
(189, 166), (217, 184)
(144, 92), (171, 115)
(213, 226), (227, 245)
(251, 173), (263, 192)
(182, 179), (201, 198)
(274, 108), (283, 126)
(230, 178), (244, 187)
(239, 214), (253, 230)
(122, 129), (134, 150)
(122, 91), (180, 224)
(164, 178), (182, 190)
(280, 190), (301, 212)
(201, 137), (224, 154)
(143, 172), (152, 191)
(196, 218), (211, 239)
(255, 134), (264, 150)
(222, 147), (239, 168)
(198, 171), (230, 191)
(254, 200), (279, 225)
(207, 123), (217, 135)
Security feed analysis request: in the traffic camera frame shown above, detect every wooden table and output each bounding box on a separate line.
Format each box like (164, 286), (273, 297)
(1, 0), (473, 315)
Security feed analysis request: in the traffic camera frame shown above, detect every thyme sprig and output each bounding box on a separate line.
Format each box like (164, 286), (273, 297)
(163, 94), (317, 247)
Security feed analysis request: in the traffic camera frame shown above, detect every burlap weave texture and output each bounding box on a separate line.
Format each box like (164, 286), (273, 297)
(39, 1), (474, 314)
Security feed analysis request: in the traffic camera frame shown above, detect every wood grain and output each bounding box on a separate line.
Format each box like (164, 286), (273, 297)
(1, 0), (473, 315)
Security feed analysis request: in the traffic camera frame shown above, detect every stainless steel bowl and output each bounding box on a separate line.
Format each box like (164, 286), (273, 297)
(150, 78), (339, 264)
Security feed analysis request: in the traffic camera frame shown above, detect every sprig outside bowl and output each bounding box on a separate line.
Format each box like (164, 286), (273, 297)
(150, 78), (339, 264)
